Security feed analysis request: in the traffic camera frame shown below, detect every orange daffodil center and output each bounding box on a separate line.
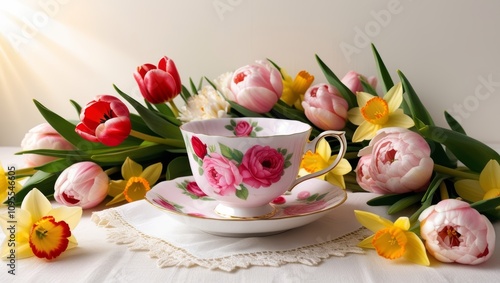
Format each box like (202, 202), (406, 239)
(298, 139), (352, 189)
(348, 82), (415, 142)
(29, 216), (71, 260)
(361, 97), (389, 125)
(124, 176), (151, 202)
(354, 210), (430, 266)
(455, 159), (500, 202)
(372, 226), (407, 259)
(0, 189), (82, 260)
(106, 157), (162, 206)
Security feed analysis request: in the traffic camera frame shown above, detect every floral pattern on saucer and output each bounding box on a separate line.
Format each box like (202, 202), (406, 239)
(146, 176), (347, 236)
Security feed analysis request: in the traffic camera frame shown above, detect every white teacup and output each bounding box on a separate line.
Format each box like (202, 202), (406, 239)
(180, 117), (346, 219)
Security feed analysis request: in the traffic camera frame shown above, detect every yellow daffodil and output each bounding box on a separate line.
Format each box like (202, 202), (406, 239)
(299, 139), (352, 189)
(0, 163), (23, 204)
(106, 157), (162, 206)
(354, 210), (430, 266)
(280, 68), (314, 109)
(348, 82), (414, 142)
(0, 189), (82, 260)
(455, 159), (500, 202)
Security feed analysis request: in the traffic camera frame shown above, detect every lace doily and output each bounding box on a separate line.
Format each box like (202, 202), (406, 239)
(91, 200), (371, 272)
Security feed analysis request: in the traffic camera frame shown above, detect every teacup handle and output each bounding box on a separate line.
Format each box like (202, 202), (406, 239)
(289, 131), (347, 190)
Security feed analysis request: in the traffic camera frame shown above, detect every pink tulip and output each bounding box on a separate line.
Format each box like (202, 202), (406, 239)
(229, 61), (283, 113)
(134, 56), (182, 104)
(21, 123), (76, 167)
(419, 199), (496, 265)
(341, 71), (377, 94)
(75, 95), (131, 146)
(301, 83), (349, 130)
(54, 162), (109, 209)
(357, 127), (434, 194)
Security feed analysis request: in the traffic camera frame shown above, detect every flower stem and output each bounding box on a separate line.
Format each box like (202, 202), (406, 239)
(14, 167), (37, 177)
(169, 100), (180, 117)
(129, 130), (185, 148)
(433, 164), (479, 180)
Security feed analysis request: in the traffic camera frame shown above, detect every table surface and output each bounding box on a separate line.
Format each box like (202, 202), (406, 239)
(1, 146), (499, 283)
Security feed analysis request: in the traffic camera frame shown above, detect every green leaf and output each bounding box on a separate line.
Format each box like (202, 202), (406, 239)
(367, 192), (414, 206)
(154, 103), (182, 126)
(33, 100), (104, 150)
(420, 125), (500, 173)
(266, 58), (285, 79)
(236, 185), (249, 200)
(166, 156), (192, 180)
(227, 100), (265, 118)
(444, 111), (466, 134)
(398, 70), (434, 125)
(90, 144), (170, 165)
(189, 77), (200, 95)
(114, 85), (182, 140)
(371, 43), (394, 93)
(315, 54), (357, 109)
(219, 143), (243, 163)
(359, 76), (378, 96)
(180, 85), (192, 102)
(421, 173), (448, 204)
(14, 171), (59, 205)
(387, 192), (425, 215)
(34, 158), (76, 173)
(70, 99), (82, 116)
(470, 196), (500, 212)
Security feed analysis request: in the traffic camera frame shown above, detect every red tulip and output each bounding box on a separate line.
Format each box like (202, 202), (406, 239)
(134, 56), (181, 104)
(75, 95), (131, 146)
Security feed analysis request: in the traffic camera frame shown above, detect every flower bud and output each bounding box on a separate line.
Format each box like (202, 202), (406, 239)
(302, 83), (348, 130)
(54, 162), (109, 209)
(134, 56), (182, 104)
(21, 123), (75, 167)
(229, 60), (283, 113)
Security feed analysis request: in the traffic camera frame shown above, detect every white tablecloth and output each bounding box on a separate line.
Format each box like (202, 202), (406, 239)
(1, 147), (500, 283)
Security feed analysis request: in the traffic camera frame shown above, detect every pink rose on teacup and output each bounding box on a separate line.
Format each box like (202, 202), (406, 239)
(234, 121), (253, 137)
(186, 181), (207, 197)
(202, 153), (242, 196)
(239, 145), (285, 188)
(191, 136), (207, 158)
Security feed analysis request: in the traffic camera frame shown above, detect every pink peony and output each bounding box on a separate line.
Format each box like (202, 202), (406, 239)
(357, 127), (434, 194)
(21, 123), (76, 167)
(355, 155), (377, 192)
(229, 60), (283, 113)
(302, 83), (349, 130)
(54, 162), (109, 209)
(419, 199), (496, 265)
(239, 145), (285, 188)
(202, 153), (242, 196)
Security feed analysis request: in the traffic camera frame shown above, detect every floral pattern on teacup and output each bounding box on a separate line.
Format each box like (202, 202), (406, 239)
(224, 119), (262, 137)
(152, 194), (184, 212)
(177, 180), (213, 200)
(189, 138), (293, 200)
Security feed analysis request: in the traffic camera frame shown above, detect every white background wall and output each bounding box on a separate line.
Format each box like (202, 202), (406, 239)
(1, 0), (500, 147)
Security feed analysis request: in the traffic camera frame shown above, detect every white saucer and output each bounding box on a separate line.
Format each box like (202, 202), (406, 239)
(145, 176), (347, 237)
